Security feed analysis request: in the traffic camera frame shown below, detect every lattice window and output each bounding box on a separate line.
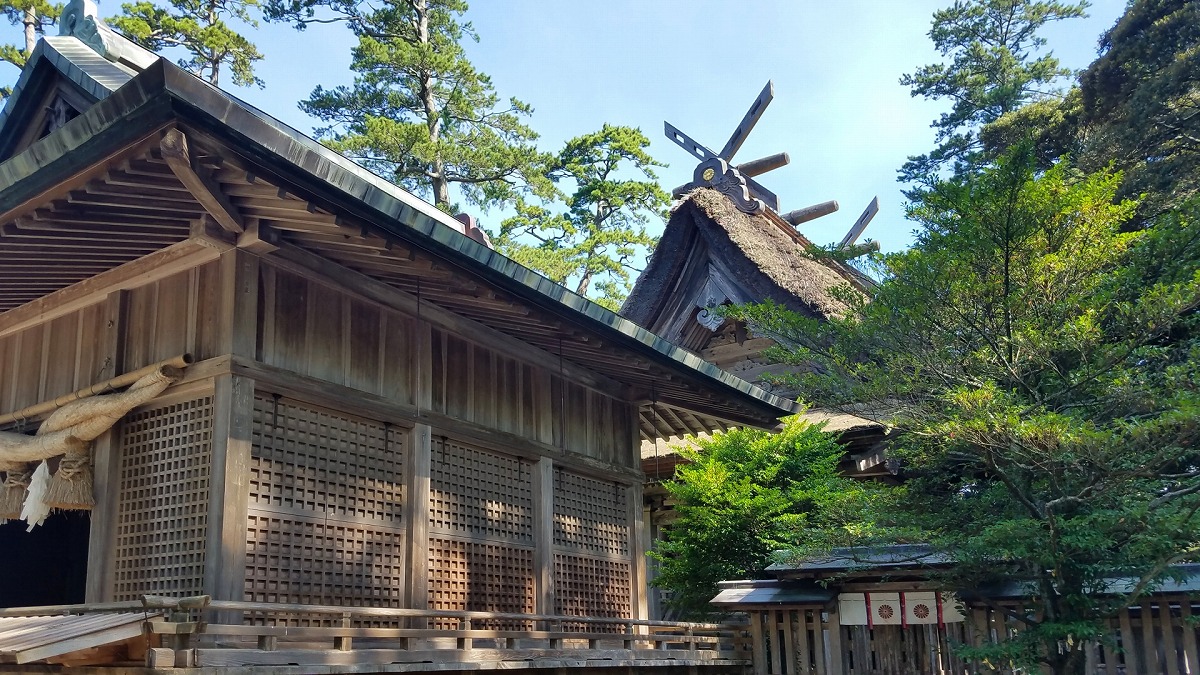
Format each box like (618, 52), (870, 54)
(246, 395), (407, 613)
(244, 513), (405, 613)
(250, 397), (405, 523)
(429, 438), (532, 543)
(114, 397), (213, 600)
(554, 553), (631, 621)
(553, 470), (629, 556)
(428, 537), (535, 629)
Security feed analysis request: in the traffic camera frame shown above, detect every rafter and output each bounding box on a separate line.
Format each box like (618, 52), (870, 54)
(160, 128), (244, 234)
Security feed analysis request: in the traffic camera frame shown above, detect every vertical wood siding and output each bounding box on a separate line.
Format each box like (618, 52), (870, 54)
(0, 262), (222, 416)
(747, 598), (1200, 675)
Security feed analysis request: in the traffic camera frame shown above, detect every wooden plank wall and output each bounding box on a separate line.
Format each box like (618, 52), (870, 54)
(256, 262), (637, 470)
(748, 597), (1200, 675)
(0, 261), (223, 418)
(257, 264), (413, 405)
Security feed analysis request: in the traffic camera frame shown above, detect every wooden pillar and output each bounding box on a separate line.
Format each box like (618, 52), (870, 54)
(406, 320), (433, 611)
(203, 250), (258, 618)
(826, 601), (845, 675)
(218, 249), (259, 359)
(643, 502), (658, 620)
(204, 374), (254, 611)
(533, 457), (555, 615)
(629, 480), (647, 620)
(626, 401), (648, 620)
(84, 290), (128, 603)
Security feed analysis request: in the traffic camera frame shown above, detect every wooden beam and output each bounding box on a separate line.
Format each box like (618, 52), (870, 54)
(0, 239), (220, 338)
(736, 152), (790, 178)
(160, 129), (244, 234)
(721, 81), (775, 161)
(84, 290), (128, 604)
(533, 457), (554, 616)
(782, 200), (840, 227)
(237, 218), (279, 254)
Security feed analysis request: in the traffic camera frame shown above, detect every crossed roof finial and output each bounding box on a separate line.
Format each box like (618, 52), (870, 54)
(664, 81), (789, 215)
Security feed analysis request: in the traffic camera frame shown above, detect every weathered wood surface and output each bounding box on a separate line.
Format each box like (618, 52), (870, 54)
(160, 129), (243, 235)
(1, 598), (746, 670)
(0, 260), (221, 417)
(744, 596), (1200, 675)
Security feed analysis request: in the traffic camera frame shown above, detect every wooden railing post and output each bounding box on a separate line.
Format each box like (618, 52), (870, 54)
(335, 612), (352, 651)
(457, 618), (472, 650)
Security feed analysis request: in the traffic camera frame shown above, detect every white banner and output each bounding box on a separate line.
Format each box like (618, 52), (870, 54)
(838, 593), (868, 625)
(869, 592), (903, 625)
(904, 591), (938, 624)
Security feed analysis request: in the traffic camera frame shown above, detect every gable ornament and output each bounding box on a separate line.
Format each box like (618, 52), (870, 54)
(59, 0), (120, 60)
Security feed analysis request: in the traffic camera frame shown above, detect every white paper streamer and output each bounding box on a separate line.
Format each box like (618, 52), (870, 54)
(20, 460), (52, 531)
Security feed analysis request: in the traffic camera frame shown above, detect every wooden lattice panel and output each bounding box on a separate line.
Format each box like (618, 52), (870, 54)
(113, 397), (214, 600)
(249, 396), (406, 523)
(429, 438), (532, 543)
(427, 537), (535, 629)
(553, 471), (629, 556)
(245, 395), (408, 614)
(554, 553), (631, 620)
(244, 513), (405, 610)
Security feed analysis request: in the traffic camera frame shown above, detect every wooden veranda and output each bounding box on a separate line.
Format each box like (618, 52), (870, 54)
(0, 596), (751, 673)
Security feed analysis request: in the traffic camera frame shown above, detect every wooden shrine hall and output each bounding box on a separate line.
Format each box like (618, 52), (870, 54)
(622, 83), (891, 487)
(0, 2), (798, 671)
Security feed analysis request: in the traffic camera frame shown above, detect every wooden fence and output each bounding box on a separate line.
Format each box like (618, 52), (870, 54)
(746, 595), (1200, 674)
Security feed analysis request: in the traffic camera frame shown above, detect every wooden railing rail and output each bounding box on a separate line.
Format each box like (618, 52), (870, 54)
(201, 599), (730, 629)
(0, 597), (752, 669)
(0, 595), (206, 617)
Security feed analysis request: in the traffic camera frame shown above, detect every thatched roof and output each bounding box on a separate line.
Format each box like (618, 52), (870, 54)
(622, 188), (865, 328)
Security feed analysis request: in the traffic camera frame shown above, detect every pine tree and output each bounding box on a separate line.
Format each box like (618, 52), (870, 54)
(899, 0), (1087, 189)
(289, 0), (549, 210)
(495, 125), (667, 310)
(0, 0), (61, 95)
(109, 0), (265, 87)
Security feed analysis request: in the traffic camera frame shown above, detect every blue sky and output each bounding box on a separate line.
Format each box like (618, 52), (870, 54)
(5, 0), (1128, 251)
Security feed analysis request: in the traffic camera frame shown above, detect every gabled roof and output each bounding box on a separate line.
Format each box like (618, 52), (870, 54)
(622, 188), (867, 340)
(0, 26), (157, 161)
(0, 32), (800, 437)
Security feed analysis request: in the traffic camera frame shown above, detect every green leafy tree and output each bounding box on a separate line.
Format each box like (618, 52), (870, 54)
(732, 147), (1200, 674)
(900, 0), (1087, 188)
(109, 0), (264, 87)
(494, 125), (667, 310)
(1078, 0), (1200, 216)
(651, 417), (891, 619)
(288, 0), (548, 210)
(0, 0), (61, 95)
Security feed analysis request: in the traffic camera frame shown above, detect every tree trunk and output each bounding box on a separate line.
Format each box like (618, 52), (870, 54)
(23, 8), (37, 55)
(575, 274), (592, 298)
(206, 3), (221, 85)
(1047, 647), (1088, 675)
(413, 0), (448, 207)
